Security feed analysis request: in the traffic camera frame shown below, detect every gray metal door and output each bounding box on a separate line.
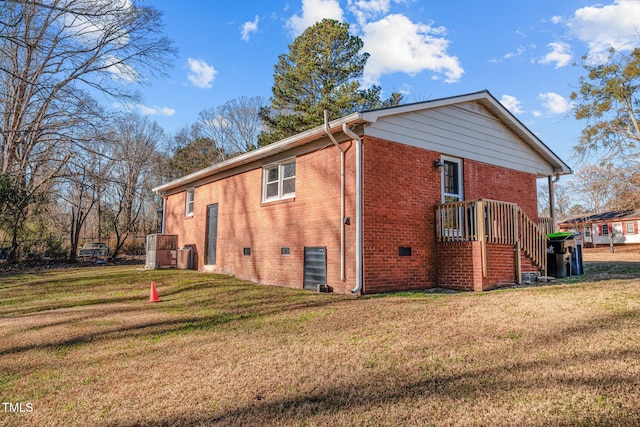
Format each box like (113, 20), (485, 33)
(206, 204), (218, 265)
(303, 247), (326, 290)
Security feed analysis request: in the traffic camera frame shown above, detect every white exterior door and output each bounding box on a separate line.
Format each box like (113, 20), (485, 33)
(441, 156), (463, 203)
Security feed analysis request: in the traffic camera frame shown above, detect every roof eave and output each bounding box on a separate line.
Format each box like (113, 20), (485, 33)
(361, 90), (572, 177)
(154, 90), (573, 194)
(479, 94), (573, 176)
(153, 112), (364, 194)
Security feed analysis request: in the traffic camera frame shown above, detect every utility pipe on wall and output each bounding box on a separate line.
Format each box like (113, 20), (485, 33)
(154, 190), (168, 234)
(549, 174), (560, 231)
(324, 111), (346, 282)
(342, 123), (363, 295)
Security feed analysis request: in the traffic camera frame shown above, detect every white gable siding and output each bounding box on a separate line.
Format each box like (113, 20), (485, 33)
(363, 102), (554, 176)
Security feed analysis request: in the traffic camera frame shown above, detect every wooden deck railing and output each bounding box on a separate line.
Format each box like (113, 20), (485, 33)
(538, 216), (554, 235)
(436, 199), (548, 277)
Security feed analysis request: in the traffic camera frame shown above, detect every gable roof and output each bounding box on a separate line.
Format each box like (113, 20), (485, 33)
(153, 90), (571, 194)
(559, 209), (640, 226)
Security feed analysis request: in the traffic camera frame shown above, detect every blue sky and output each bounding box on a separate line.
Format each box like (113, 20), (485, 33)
(132, 0), (640, 170)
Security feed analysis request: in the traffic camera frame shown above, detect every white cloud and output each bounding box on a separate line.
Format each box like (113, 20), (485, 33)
(538, 92), (572, 114)
(62, 0), (135, 80)
(489, 46), (526, 64)
(348, 0), (392, 27)
(287, 0), (344, 36)
(539, 41), (573, 68)
(241, 16), (259, 41)
(504, 46), (526, 59)
(500, 95), (523, 114)
(568, 0), (640, 61)
(187, 58), (217, 89)
(550, 15), (562, 24)
(137, 104), (176, 117)
(361, 14), (463, 85)
(62, 0), (132, 46)
(532, 110), (543, 118)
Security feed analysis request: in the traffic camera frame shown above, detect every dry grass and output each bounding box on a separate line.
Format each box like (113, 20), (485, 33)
(1, 261), (640, 426)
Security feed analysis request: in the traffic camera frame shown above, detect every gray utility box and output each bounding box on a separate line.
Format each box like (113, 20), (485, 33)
(303, 247), (327, 291)
(177, 247), (193, 270)
(145, 234), (178, 269)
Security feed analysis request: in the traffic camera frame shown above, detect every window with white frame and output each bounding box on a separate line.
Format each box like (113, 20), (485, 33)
(263, 159), (296, 202)
(185, 188), (194, 216)
(626, 221), (636, 234)
(602, 224), (609, 235)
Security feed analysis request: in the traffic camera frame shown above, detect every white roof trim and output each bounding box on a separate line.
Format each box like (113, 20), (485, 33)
(153, 113), (362, 194)
(360, 90), (572, 176)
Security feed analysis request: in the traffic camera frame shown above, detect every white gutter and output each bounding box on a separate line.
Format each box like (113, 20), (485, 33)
(324, 111), (346, 282)
(342, 123), (363, 295)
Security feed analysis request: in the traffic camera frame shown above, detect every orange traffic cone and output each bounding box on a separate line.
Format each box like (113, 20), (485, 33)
(149, 282), (161, 303)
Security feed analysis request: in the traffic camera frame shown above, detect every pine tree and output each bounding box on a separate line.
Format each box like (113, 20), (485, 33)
(259, 19), (401, 146)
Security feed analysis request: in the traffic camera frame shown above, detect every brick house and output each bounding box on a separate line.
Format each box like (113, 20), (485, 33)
(153, 90), (571, 294)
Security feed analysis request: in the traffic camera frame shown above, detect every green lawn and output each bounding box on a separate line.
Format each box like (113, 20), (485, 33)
(1, 265), (640, 426)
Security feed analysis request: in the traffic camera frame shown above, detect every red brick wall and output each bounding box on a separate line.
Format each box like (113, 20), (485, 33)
(484, 244), (517, 289)
(464, 159), (538, 220)
(435, 242), (483, 291)
(361, 137), (442, 293)
(437, 243), (534, 291)
(164, 141), (357, 294)
(361, 138), (541, 293)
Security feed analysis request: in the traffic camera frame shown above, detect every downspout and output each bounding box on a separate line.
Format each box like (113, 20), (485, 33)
(549, 173), (561, 232)
(324, 111), (346, 282)
(342, 123), (363, 295)
(155, 190), (167, 234)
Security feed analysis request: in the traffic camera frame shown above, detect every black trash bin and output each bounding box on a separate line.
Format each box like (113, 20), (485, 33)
(547, 232), (576, 278)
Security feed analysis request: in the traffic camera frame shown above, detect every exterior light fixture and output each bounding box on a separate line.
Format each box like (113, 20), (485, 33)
(434, 159), (445, 171)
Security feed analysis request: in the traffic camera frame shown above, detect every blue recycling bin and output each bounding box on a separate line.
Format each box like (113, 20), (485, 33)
(547, 232), (583, 277)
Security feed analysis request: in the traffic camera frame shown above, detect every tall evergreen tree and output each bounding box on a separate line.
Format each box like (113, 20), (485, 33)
(259, 19), (401, 146)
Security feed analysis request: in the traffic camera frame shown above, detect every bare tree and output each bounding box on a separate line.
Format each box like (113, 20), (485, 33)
(0, 0), (176, 261)
(607, 167), (640, 210)
(63, 163), (98, 262)
(197, 96), (266, 157)
(60, 135), (113, 262)
(567, 165), (617, 213)
(105, 113), (163, 258)
(538, 183), (575, 220)
(161, 96), (266, 181)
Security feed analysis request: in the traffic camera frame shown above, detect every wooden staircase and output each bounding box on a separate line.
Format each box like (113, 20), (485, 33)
(436, 199), (548, 280)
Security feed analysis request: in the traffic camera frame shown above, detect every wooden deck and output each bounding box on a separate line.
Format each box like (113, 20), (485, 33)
(436, 199), (548, 278)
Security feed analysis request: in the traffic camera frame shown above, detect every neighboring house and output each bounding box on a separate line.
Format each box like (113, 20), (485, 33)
(153, 90), (571, 294)
(558, 210), (640, 247)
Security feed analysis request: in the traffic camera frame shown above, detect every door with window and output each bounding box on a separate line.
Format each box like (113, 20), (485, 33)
(440, 157), (464, 236)
(206, 204), (218, 265)
(442, 157), (463, 203)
